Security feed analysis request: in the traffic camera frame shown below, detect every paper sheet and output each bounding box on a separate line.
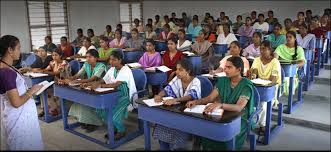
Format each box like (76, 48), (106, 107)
(94, 87), (114, 92)
(182, 51), (196, 56)
(24, 72), (49, 78)
(142, 97), (177, 107)
(201, 72), (226, 78)
(184, 103), (224, 116)
(127, 62), (142, 68)
(157, 66), (172, 72)
(251, 78), (272, 85)
(35, 81), (54, 95)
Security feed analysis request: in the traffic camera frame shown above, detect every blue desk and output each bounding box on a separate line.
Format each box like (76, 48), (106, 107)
(303, 49), (314, 91)
(24, 75), (61, 123)
(280, 63), (303, 114)
(185, 55), (202, 75)
(315, 38), (323, 76)
(137, 102), (242, 150)
(145, 71), (168, 88)
(123, 50), (144, 63)
(212, 44), (228, 58)
(155, 41), (168, 52)
(53, 84), (143, 149)
(327, 31), (331, 58)
(255, 85), (283, 145)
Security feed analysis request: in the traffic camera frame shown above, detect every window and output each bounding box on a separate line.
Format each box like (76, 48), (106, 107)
(27, 0), (69, 50)
(120, 0), (143, 32)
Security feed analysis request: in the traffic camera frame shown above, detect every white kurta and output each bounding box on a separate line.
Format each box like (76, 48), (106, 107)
(0, 72), (44, 150)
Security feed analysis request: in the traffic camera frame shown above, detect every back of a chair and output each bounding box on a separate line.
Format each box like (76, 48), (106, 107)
(185, 34), (193, 41)
(155, 41), (168, 52)
(212, 44), (228, 57)
(132, 68), (147, 97)
(239, 36), (249, 48)
(197, 76), (213, 98)
(253, 86), (261, 109)
(69, 60), (81, 75)
(24, 53), (37, 66)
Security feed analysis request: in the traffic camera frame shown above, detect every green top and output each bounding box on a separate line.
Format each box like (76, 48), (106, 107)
(98, 48), (114, 59)
(267, 34), (286, 49)
(275, 44), (305, 62)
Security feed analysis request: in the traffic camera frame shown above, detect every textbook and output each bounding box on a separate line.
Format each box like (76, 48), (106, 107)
(35, 81), (54, 96)
(184, 103), (224, 116)
(251, 78), (272, 86)
(145, 66), (172, 73)
(142, 97), (179, 107)
(127, 62), (142, 68)
(201, 72), (226, 78)
(24, 72), (49, 78)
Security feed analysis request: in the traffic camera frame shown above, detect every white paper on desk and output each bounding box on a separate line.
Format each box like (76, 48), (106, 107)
(24, 72), (49, 78)
(35, 81), (54, 95)
(143, 97), (178, 107)
(184, 103), (224, 116)
(78, 58), (87, 62)
(156, 66), (172, 72)
(145, 67), (156, 72)
(127, 62), (142, 68)
(183, 51), (195, 56)
(201, 72), (226, 78)
(94, 87), (114, 92)
(251, 78), (272, 85)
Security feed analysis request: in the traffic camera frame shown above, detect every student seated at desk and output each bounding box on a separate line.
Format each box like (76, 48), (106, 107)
(212, 41), (250, 76)
(76, 37), (96, 57)
(163, 38), (184, 81)
(280, 18), (297, 35)
(191, 29), (214, 70)
(237, 17), (255, 39)
(42, 35), (57, 53)
(115, 24), (128, 38)
(145, 24), (157, 40)
(90, 50), (137, 140)
(154, 15), (162, 29)
(293, 12), (306, 29)
(186, 56), (254, 151)
(124, 28), (144, 51)
(131, 18), (144, 33)
(203, 24), (216, 43)
(249, 40), (281, 129)
(58, 49), (107, 133)
(187, 17), (202, 42)
(265, 10), (278, 26)
(232, 15), (244, 34)
(274, 31), (305, 96)
(109, 29), (127, 49)
(242, 32), (262, 58)
(138, 39), (162, 96)
(29, 47), (53, 72)
(267, 23), (286, 50)
(58, 36), (73, 58)
(253, 14), (269, 34)
(98, 36), (113, 62)
(72, 28), (87, 48)
(296, 24), (315, 49)
(36, 49), (71, 117)
(154, 59), (201, 151)
(310, 14), (330, 39)
(87, 29), (99, 48)
(177, 29), (192, 51)
(216, 23), (238, 47)
(158, 24), (175, 41)
(103, 25), (113, 40)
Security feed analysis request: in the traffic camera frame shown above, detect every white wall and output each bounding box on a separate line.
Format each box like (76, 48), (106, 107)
(1, 0), (30, 53)
(67, 0), (120, 41)
(143, 0), (329, 24)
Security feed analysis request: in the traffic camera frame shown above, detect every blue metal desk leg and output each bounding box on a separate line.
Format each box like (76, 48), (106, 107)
(226, 138), (236, 151)
(42, 91), (50, 122)
(297, 81), (303, 103)
(144, 120), (151, 150)
(107, 107), (115, 147)
(286, 77), (294, 114)
(60, 98), (69, 129)
(264, 101), (272, 145)
(303, 61), (310, 91)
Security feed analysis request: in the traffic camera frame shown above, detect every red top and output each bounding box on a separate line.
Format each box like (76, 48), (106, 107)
(158, 31), (176, 41)
(162, 50), (184, 76)
(207, 33), (216, 43)
(310, 26), (330, 39)
(58, 44), (73, 58)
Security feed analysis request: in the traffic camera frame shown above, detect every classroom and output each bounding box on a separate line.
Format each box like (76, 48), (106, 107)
(0, 0), (330, 151)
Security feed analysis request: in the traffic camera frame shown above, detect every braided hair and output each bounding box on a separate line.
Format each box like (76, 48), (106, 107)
(286, 31), (298, 60)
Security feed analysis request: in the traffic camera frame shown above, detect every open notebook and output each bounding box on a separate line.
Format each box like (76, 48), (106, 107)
(127, 62), (142, 69)
(145, 66), (172, 73)
(35, 81), (54, 96)
(142, 97), (180, 107)
(184, 103), (224, 116)
(84, 86), (114, 92)
(24, 72), (49, 78)
(251, 78), (272, 86)
(201, 72), (226, 78)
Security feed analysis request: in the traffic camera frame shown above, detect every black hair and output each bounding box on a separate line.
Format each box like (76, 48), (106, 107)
(167, 37), (178, 45)
(99, 36), (109, 43)
(53, 49), (64, 57)
(155, 15), (160, 18)
(171, 12), (176, 15)
(284, 18), (292, 24)
(251, 11), (257, 15)
(192, 17), (198, 22)
(246, 17), (252, 21)
(163, 24), (170, 29)
(131, 28), (139, 33)
(298, 12), (305, 16)
(116, 24), (123, 29)
(258, 13), (264, 18)
(178, 29), (186, 34)
(261, 40), (274, 53)
(230, 41), (241, 49)
(0, 35), (20, 58)
(164, 15), (169, 19)
(227, 56), (244, 77)
(205, 12), (210, 16)
(299, 23), (308, 29)
(182, 12), (187, 16)
(200, 29), (209, 40)
(83, 37), (91, 43)
(61, 36), (68, 41)
(87, 29), (94, 34)
(177, 58), (195, 76)
(145, 39), (156, 46)
(147, 18), (153, 22)
(273, 22), (282, 29)
(208, 16), (214, 20)
(134, 18), (140, 23)
(253, 31), (262, 40)
(220, 12), (225, 15)
(286, 31), (298, 60)
(268, 10), (274, 15)
(45, 36), (52, 42)
(222, 23), (230, 32)
(77, 28), (83, 33)
(110, 50), (124, 65)
(146, 24), (153, 29)
(237, 15), (242, 20)
(86, 49), (99, 58)
(115, 29), (123, 36)
(306, 10), (312, 14)
(106, 25), (112, 30)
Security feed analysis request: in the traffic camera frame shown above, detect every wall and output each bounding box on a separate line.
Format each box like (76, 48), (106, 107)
(1, 0), (30, 53)
(143, 0), (329, 23)
(67, 0), (120, 41)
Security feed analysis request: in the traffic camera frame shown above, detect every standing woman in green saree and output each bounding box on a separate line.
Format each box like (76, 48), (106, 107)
(58, 49), (107, 133)
(186, 56), (255, 150)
